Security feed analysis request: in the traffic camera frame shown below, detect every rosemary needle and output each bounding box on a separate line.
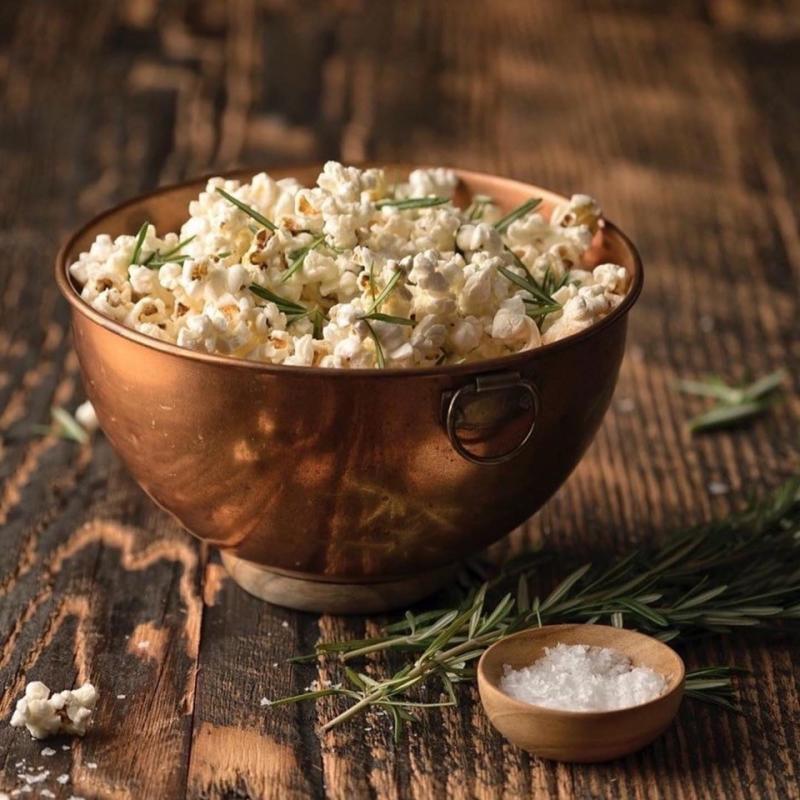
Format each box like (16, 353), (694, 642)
(363, 270), (403, 316)
(375, 196), (449, 210)
(129, 221), (150, 266)
(494, 198), (542, 234)
(280, 235), (325, 284)
(363, 320), (385, 368)
(143, 235), (197, 269)
(360, 312), (414, 326)
(216, 187), (277, 231)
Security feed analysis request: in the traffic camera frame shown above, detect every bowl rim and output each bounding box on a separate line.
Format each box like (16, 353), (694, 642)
(55, 165), (644, 379)
(477, 623), (685, 720)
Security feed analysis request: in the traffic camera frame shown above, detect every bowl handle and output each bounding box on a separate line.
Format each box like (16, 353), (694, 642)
(443, 370), (539, 465)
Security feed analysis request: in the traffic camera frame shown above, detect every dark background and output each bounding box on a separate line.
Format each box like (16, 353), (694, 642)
(1, 1), (799, 798)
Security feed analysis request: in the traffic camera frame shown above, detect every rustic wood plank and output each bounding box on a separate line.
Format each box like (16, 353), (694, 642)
(1, 0), (798, 798)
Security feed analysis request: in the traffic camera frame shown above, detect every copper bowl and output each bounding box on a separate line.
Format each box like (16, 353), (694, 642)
(55, 166), (643, 613)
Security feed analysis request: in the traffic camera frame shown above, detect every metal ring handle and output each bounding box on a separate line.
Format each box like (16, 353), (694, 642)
(445, 373), (538, 465)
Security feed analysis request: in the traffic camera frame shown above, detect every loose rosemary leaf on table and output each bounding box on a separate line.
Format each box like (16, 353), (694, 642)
(32, 407), (90, 444)
(271, 474), (800, 736)
(676, 370), (787, 433)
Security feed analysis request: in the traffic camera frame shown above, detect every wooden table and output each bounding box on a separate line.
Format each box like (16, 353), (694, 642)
(1, 1), (798, 797)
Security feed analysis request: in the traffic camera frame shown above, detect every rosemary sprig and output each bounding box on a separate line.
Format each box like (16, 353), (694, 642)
(375, 197), (449, 210)
(360, 313), (414, 326)
(280, 235), (325, 284)
(216, 187), (277, 232)
(272, 475), (800, 736)
(143, 235), (197, 269)
(249, 283), (327, 339)
(676, 370), (787, 433)
(498, 262), (561, 320)
(249, 283), (306, 315)
(494, 198), (542, 234)
(129, 221), (149, 266)
(683, 666), (746, 711)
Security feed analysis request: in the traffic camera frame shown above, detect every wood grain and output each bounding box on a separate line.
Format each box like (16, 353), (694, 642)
(1, 0), (798, 798)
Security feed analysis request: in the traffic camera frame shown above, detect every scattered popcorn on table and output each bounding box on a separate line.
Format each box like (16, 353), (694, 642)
(69, 164), (629, 368)
(40, 747), (56, 757)
(73, 401), (98, 432)
(10, 681), (98, 740)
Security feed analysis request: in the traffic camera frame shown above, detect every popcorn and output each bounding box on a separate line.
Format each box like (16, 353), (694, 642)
(74, 401), (99, 433)
(69, 164), (629, 369)
(10, 681), (98, 740)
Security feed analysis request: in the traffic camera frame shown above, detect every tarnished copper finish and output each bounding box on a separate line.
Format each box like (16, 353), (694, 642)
(55, 166), (643, 611)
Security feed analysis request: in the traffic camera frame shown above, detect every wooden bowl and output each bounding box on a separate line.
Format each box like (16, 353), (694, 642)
(477, 624), (685, 762)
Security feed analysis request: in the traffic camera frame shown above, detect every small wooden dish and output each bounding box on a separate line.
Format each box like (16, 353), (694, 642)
(477, 624), (685, 763)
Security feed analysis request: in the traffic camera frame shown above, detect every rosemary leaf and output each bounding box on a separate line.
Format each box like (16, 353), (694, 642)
(50, 407), (89, 444)
(280, 235), (325, 284)
(498, 261), (559, 312)
(248, 283), (306, 314)
(129, 221), (150, 266)
(466, 195), (493, 222)
(375, 196), (449, 210)
(360, 312), (414, 326)
(216, 187), (277, 231)
(144, 235), (196, 269)
(363, 270), (403, 315)
(678, 370), (787, 433)
(363, 320), (385, 368)
(494, 198), (542, 234)
(311, 308), (326, 340)
(688, 400), (771, 433)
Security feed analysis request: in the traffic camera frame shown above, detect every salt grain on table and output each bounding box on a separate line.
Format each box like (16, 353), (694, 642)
(500, 643), (667, 711)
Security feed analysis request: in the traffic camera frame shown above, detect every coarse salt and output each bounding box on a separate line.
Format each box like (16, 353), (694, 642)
(499, 643), (667, 711)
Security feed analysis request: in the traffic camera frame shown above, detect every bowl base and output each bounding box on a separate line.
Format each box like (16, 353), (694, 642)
(220, 552), (454, 614)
